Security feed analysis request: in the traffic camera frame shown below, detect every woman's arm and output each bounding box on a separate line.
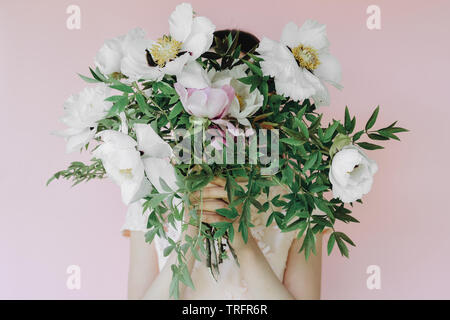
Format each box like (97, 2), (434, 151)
(232, 229), (295, 300)
(128, 225), (197, 300)
(283, 231), (326, 300)
(140, 224), (197, 300)
(128, 231), (160, 299)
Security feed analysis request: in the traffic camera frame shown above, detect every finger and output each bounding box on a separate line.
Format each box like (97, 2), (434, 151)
(200, 199), (229, 212)
(190, 187), (228, 202)
(211, 177), (226, 187)
(211, 177), (248, 190)
(201, 214), (231, 224)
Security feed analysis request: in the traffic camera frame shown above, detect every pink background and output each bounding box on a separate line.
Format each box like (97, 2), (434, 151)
(1, 0), (449, 299)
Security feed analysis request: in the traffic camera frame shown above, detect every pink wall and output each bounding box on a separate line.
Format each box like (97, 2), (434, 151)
(1, 0), (449, 299)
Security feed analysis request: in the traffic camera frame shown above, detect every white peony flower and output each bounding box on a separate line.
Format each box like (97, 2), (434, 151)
(120, 3), (215, 81)
(55, 85), (112, 153)
(257, 20), (342, 106)
(329, 145), (378, 203)
(134, 124), (177, 193)
(93, 130), (151, 205)
(209, 65), (264, 126)
(177, 62), (264, 126)
(174, 82), (235, 120)
(95, 28), (146, 76)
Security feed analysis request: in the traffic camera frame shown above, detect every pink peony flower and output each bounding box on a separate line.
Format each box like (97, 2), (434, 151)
(174, 82), (235, 120)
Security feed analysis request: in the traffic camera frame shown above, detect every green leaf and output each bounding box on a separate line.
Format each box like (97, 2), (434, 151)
(180, 265), (195, 289)
(154, 81), (177, 95)
(327, 232), (336, 255)
(314, 197), (332, 215)
(227, 224), (235, 242)
(334, 232), (356, 247)
(352, 130), (364, 142)
(384, 126), (409, 133)
(238, 75), (260, 86)
(300, 228), (316, 260)
(302, 152), (318, 173)
(168, 101), (183, 120)
(163, 245), (174, 257)
(299, 121), (310, 139)
(335, 235), (349, 258)
(368, 133), (389, 141)
(280, 138), (305, 147)
(356, 142), (384, 150)
(377, 129), (400, 141)
(297, 105), (307, 119)
(260, 80), (269, 106)
(243, 60), (263, 77)
(247, 52), (263, 62)
(149, 193), (169, 208)
(110, 83), (134, 93)
(78, 73), (101, 83)
(89, 67), (105, 82)
(284, 219), (307, 233)
(169, 273), (180, 299)
(365, 106), (379, 131)
(135, 93), (152, 116)
(159, 177), (173, 192)
(308, 114), (323, 133)
(323, 121), (340, 142)
(238, 221), (248, 243)
(216, 208), (238, 219)
(344, 106), (352, 132)
(309, 183), (329, 193)
(105, 95), (126, 102)
(144, 228), (158, 243)
(107, 96), (129, 116)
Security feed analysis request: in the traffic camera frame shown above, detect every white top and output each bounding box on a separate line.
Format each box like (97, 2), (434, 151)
(122, 186), (297, 299)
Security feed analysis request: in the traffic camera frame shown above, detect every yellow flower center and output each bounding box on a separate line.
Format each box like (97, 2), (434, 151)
(291, 44), (320, 71)
(149, 35), (182, 67)
(236, 94), (245, 111)
(119, 168), (133, 178)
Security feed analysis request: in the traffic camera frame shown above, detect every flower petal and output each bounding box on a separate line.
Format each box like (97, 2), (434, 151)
(186, 89), (208, 116)
(120, 38), (162, 81)
(206, 88), (230, 119)
(121, 176), (152, 205)
(135, 123), (172, 158)
(65, 128), (95, 153)
(169, 2), (193, 42)
(163, 52), (190, 76)
(280, 21), (301, 48)
(315, 52), (342, 89)
(174, 82), (188, 104)
(142, 157), (178, 193)
(297, 19), (329, 51)
(311, 79), (330, 107)
(177, 61), (211, 89)
(97, 130), (137, 148)
(182, 16), (215, 59)
(273, 68), (317, 101)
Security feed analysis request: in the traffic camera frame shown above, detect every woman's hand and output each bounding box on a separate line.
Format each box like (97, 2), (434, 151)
(189, 177), (233, 224)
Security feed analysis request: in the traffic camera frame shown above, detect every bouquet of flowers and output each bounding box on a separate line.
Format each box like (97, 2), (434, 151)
(49, 2), (407, 298)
